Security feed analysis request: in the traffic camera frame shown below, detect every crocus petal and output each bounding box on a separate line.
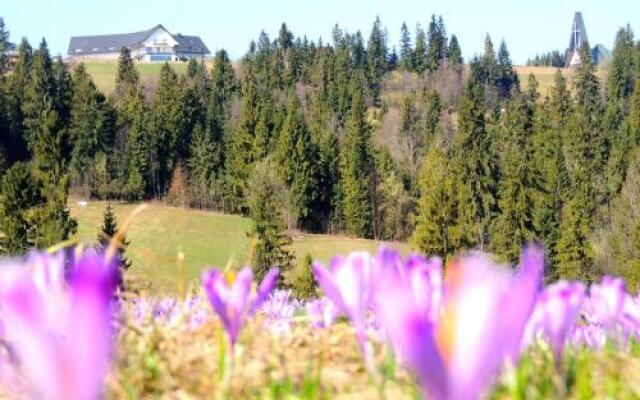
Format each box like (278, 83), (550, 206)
(0, 250), (117, 400)
(250, 267), (280, 315)
(589, 276), (626, 327)
(530, 281), (585, 359)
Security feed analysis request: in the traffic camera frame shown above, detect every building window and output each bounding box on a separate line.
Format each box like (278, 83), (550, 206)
(92, 47), (99, 52)
(75, 49), (82, 53)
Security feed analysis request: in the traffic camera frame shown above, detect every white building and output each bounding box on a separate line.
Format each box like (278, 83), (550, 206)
(67, 24), (210, 62)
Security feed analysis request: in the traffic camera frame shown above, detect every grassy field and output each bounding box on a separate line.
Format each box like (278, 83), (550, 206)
(80, 61), (191, 94)
(515, 66), (570, 96)
(69, 200), (410, 293)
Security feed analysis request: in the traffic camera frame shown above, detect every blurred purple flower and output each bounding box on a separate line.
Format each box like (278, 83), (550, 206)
(260, 289), (303, 335)
(312, 252), (373, 345)
(0, 250), (118, 400)
(525, 280), (585, 359)
(588, 276), (627, 328)
(305, 297), (339, 329)
(376, 246), (543, 400)
(202, 267), (278, 348)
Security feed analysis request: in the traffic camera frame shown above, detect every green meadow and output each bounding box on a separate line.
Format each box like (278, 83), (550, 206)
(69, 200), (410, 293)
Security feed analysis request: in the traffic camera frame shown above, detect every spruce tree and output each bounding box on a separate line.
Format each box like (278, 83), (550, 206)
(275, 93), (321, 230)
(566, 43), (602, 213)
(412, 146), (474, 260)
(0, 17), (9, 73)
(399, 22), (414, 70)
(496, 40), (519, 99)
(29, 99), (77, 248)
(398, 92), (421, 179)
(248, 158), (295, 283)
(491, 91), (540, 262)
(97, 201), (131, 272)
(150, 63), (181, 196)
(340, 76), (374, 238)
(0, 162), (42, 254)
(224, 59), (260, 213)
(6, 38), (32, 163)
(367, 16), (388, 105)
(453, 68), (497, 249)
(414, 24), (427, 74)
(188, 123), (218, 209)
(533, 71), (572, 278)
(448, 35), (463, 66)
(426, 15), (447, 72)
(556, 194), (595, 281)
(22, 39), (55, 147)
(606, 25), (636, 104)
(69, 63), (111, 188)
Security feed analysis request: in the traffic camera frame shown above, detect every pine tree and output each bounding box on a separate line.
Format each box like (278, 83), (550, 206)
(114, 47), (140, 108)
(69, 63), (112, 188)
(606, 25), (636, 104)
(248, 158), (295, 283)
(0, 17), (9, 73)
(421, 88), (442, 147)
(448, 35), (463, 66)
(224, 60), (260, 213)
(453, 69), (497, 249)
(150, 63), (181, 196)
(308, 91), (340, 232)
(29, 99), (77, 248)
(491, 91), (540, 262)
(275, 93), (321, 230)
(398, 92), (421, 178)
(566, 43), (602, 212)
(5, 38), (31, 163)
(125, 110), (150, 201)
(22, 39), (55, 147)
(0, 162), (42, 254)
(556, 193), (595, 281)
(414, 24), (427, 73)
(97, 202), (131, 272)
(340, 76), (374, 237)
(412, 146), (474, 260)
(367, 16), (388, 105)
(399, 22), (414, 70)
(533, 72), (572, 278)
(496, 40), (519, 99)
(426, 15), (447, 72)
(188, 123), (218, 209)
(287, 253), (317, 300)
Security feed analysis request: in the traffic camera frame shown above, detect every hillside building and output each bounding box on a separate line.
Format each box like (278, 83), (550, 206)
(67, 24), (209, 62)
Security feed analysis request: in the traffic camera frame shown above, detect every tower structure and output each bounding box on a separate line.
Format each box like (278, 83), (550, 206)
(565, 12), (589, 67)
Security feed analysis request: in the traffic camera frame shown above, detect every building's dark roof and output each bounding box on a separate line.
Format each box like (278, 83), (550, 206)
(173, 34), (210, 54)
(68, 25), (210, 56)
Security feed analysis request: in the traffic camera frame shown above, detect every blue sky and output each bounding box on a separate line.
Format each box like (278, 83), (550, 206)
(3, 0), (639, 64)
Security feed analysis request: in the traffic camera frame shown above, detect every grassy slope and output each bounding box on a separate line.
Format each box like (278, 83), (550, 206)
(69, 200), (409, 293)
(81, 61), (190, 94)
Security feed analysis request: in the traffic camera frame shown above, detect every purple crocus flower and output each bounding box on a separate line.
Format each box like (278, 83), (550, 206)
(312, 252), (373, 346)
(376, 246), (543, 400)
(202, 267), (278, 348)
(588, 276), (627, 328)
(525, 280), (585, 359)
(305, 297), (339, 329)
(260, 289), (303, 335)
(0, 250), (118, 400)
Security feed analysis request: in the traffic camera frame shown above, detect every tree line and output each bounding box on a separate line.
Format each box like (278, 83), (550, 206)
(1, 17), (640, 290)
